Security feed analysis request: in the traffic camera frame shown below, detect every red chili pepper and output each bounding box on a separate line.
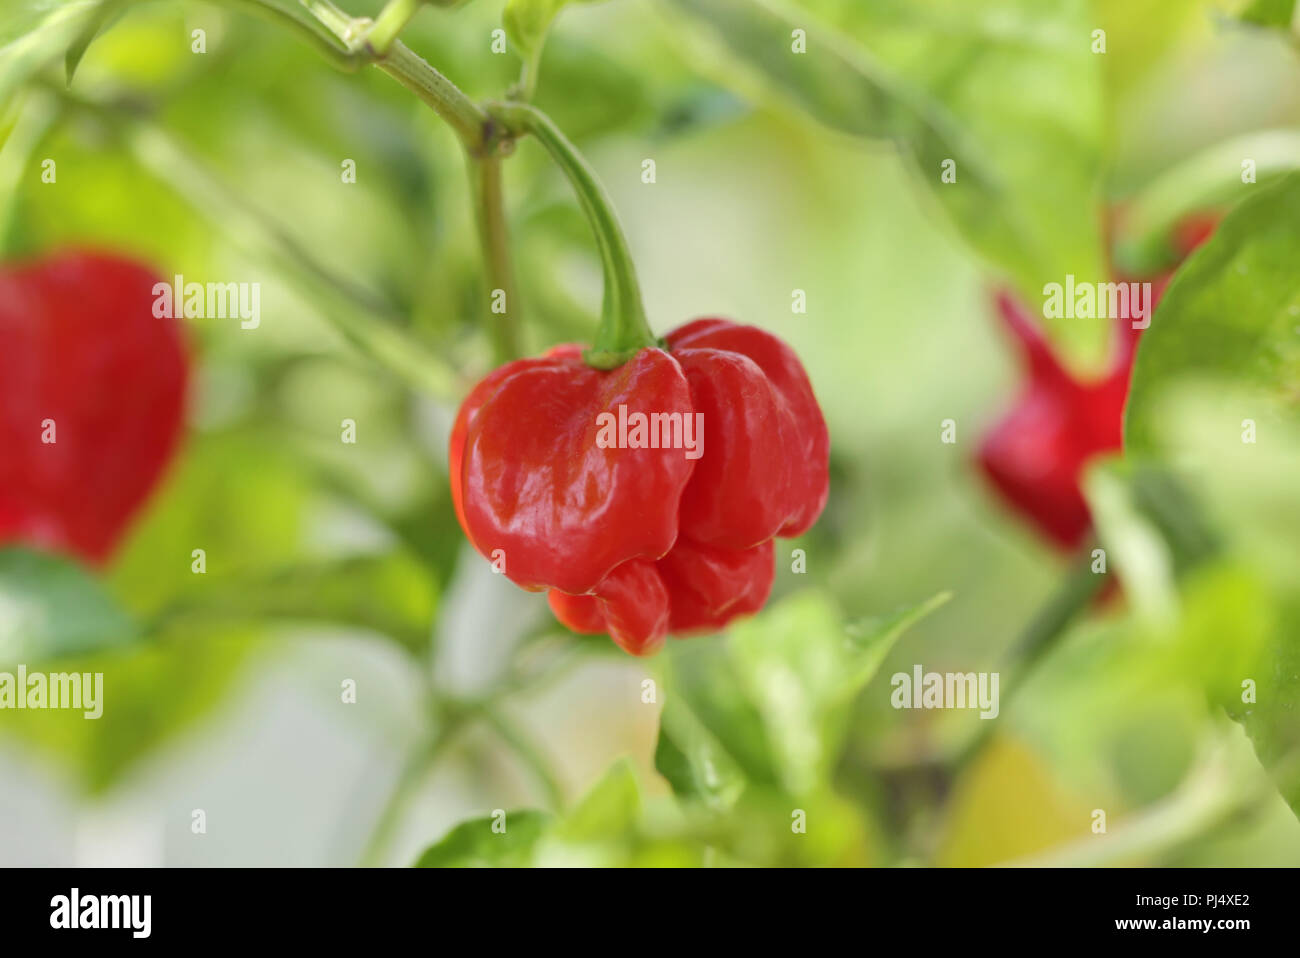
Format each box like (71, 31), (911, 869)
(0, 250), (189, 564)
(976, 291), (1132, 549)
(450, 319), (829, 655)
(978, 215), (1217, 550)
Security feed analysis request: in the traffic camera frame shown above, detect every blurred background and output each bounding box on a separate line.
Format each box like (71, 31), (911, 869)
(1, 0), (1299, 866)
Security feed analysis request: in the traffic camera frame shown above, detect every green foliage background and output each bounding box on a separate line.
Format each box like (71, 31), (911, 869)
(1, 0), (1298, 866)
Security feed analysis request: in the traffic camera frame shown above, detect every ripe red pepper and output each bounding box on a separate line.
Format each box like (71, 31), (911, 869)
(977, 215), (1217, 550)
(0, 250), (189, 565)
(976, 291), (1133, 549)
(450, 318), (829, 655)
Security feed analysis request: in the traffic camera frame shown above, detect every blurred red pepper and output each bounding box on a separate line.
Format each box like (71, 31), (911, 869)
(977, 214), (1218, 550)
(0, 250), (189, 565)
(450, 318), (829, 655)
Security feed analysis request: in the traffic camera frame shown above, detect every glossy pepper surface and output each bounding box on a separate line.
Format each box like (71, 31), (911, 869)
(450, 318), (829, 655)
(0, 250), (189, 565)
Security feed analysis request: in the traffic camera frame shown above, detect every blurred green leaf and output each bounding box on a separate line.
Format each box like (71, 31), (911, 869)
(731, 590), (947, 795)
(843, 591), (952, 695)
(503, 0), (600, 58)
(1123, 386), (1300, 821)
(0, 623), (262, 792)
(414, 761), (641, 866)
(1238, 0), (1298, 30)
(665, 0), (984, 157)
(0, 0), (106, 108)
(1115, 131), (1300, 275)
(667, 0), (1105, 354)
(552, 756), (640, 841)
(676, 783), (875, 866)
(413, 810), (551, 867)
(154, 553), (439, 653)
(0, 548), (137, 663)
(1171, 563), (1274, 714)
(659, 639), (780, 789)
(63, 0), (133, 81)
(654, 689), (746, 810)
(656, 591), (947, 802)
(1229, 593), (1300, 816)
(1085, 463), (1178, 623)
(1127, 171), (1300, 455)
(107, 432), (311, 617)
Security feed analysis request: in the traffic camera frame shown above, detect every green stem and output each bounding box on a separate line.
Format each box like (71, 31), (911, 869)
(360, 732), (448, 866)
(515, 46), (543, 101)
(300, 0), (492, 152)
(225, 0), (363, 71)
(468, 154), (522, 362)
(475, 703), (566, 810)
(956, 545), (1105, 768)
(364, 0), (423, 56)
(488, 101), (656, 369)
(381, 43), (492, 150)
(0, 90), (59, 255)
(1002, 727), (1269, 866)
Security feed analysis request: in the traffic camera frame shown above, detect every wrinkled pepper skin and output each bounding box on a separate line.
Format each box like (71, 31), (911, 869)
(450, 319), (829, 655)
(977, 215), (1217, 550)
(0, 250), (189, 565)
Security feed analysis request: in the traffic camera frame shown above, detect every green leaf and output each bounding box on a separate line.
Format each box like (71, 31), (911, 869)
(503, 0), (599, 58)
(654, 690), (746, 810)
(666, 0), (1105, 354)
(842, 591), (953, 697)
(64, 0), (133, 81)
(1126, 171), (1300, 456)
(655, 591), (948, 802)
(1115, 131), (1300, 276)
(412, 810), (551, 867)
(730, 590), (948, 795)
(665, 0), (974, 144)
(412, 763), (643, 867)
(1229, 593), (1300, 816)
(553, 757), (640, 841)
(0, 548), (137, 663)
(153, 553), (439, 654)
(0, 622), (262, 793)
(1085, 463), (1178, 623)
(1238, 0), (1298, 30)
(680, 784), (875, 867)
(659, 638), (780, 789)
(0, 0), (107, 108)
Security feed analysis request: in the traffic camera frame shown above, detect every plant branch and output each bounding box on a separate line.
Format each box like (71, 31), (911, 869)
(955, 545), (1105, 768)
(468, 154), (522, 362)
(488, 100), (655, 368)
(364, 0), (424, 56)
(359, 729), (453, 866)
(473, 702), (566, 810)
(299, 0), (494, 153)
(1003, 726), (1271, 866)
(225, 0), (363, 71)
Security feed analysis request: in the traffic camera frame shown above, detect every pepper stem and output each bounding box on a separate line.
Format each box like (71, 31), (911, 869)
(487, 101), (658, 368)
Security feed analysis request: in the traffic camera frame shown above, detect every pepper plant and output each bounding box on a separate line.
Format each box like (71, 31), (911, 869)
(1, 0), (1299, 868)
